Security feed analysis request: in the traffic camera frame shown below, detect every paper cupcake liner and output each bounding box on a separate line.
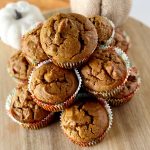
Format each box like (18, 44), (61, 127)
(100, 17), (115, 49)
(28, 60), (82, 112)
(108, 67), (141, 107)
(87, 47), (132, 98)
(108, 93), (134, 107)
(5, 89), (55, 129)
(60, 98), (113, 147)
(52, 55), (90, 69)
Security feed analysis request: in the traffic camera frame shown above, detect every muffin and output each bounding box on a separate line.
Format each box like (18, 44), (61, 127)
(110, 28), (131, 53)
(40, 13), (98, 69)
(28, 60), (82, 112)
(89, 16), (115, 47)
(107, 67), (141, 106)
(22, 23), (48, 65)
(80, 47), (131, 98)
(6, 84), (54, 129)
(60, 96), (112, 147)
(7, 50), (33, 84)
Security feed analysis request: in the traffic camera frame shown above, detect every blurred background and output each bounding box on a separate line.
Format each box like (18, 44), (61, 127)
(0, 0), (149, 27)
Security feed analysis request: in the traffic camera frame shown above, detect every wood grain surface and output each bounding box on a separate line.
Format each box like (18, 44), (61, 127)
(0, 8), (150, 150)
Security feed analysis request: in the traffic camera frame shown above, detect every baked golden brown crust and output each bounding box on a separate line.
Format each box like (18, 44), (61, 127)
(80, 47), (127, 92)
(29, 62), (78, 104)
(10, 84), (49, 123)
(7, 50), (33, 82)
(112, 67), (138, 99)
(89, 16), (113, 45)
(22, 23), (48, 65)
(111, 28), (130, 53)
(61, 100), (109, 143)
(40, 13), (98, 64)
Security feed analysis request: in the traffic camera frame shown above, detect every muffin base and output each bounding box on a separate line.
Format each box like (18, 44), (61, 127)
(85, 47), (132, 98)
(107, 68), (141, 107)
(60, 98), (113, 147)
(53, 57), (88, 69)
(100, 17), (115, 49)
(32, 93), (76, 112)
(28, 60), (82, 112)
(108, 93), (134, 107)
(6, 89), (55, 129)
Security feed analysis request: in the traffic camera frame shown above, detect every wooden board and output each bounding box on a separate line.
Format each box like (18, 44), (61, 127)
(1, 9), (150, 150)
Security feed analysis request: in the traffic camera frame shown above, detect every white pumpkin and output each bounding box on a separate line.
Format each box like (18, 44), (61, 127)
(70, 0), (132, 27)
(0, 1), (45, 50)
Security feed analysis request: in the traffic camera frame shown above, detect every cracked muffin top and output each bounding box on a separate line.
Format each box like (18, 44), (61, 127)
(10, 84), (50, 123)
(22, 23), (48, 65)
(110, 28), (130, 53)
(89, 16), (113, 45)
(7, 50), (33, 83)
(112, 67), (139, 99)
(40, 13), (98, 64)
(29, 61), (78, 104)
(80, 47), (127, 93)
(61, 99), (109, 143)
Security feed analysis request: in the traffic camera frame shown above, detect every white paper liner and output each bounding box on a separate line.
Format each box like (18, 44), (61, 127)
(54, 57), (87, 69)
(60, 98), (113, 147)
(107, 66), (141, 106)
(100, 17), (115, 49)
(5, 89), (54, 129)
(85, 47), (132, 98)
(28, 59), (82, 111)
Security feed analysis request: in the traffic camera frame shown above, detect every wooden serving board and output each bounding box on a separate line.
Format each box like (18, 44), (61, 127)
(0, 8), (150, 150)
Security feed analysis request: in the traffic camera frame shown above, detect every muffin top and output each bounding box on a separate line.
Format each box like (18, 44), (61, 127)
(89, 16), (113, 45)
(8, 50), (33, 82)
(22, 23), (48, 65)
(10, 84), (49, 123)
(61, 100), (109, 143)
(113, 67), (139, 99)
(111, 28), (130, 53)
(81, 47), (127, 92)
(40, 13), (98, 63)
(29, 61), (79, 104)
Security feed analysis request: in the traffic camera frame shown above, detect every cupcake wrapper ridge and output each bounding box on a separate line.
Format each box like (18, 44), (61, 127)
(107, 66), (141, 106)
(100, 17), (115, 49)
(28, 60), (82, 112)
(60, 98), (113, 147)
(86, 47), (132, 98)
(5, 89), (54, 129)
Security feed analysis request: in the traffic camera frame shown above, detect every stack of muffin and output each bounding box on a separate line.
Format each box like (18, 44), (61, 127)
(6, 13), (140, 147)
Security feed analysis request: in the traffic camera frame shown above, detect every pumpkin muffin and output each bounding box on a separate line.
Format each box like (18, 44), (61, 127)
(80, 47), (131, 98)
(110, 28), (131, 53)
(89, 16), (115, 47)
(28, 60), (81, 112)
(40, 13), (98, 69)
(7, 50), (33, 84)
(107, 67), (141, 106)
(61, 97), (112, 147)
(22, 23), (48, 65)
(6, 84), (54, 129)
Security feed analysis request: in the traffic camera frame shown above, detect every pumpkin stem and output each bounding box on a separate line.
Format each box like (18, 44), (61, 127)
(15, 10), (22, 20)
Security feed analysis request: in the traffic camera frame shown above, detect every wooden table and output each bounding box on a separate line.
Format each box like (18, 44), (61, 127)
(1, 7), (150, 150)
